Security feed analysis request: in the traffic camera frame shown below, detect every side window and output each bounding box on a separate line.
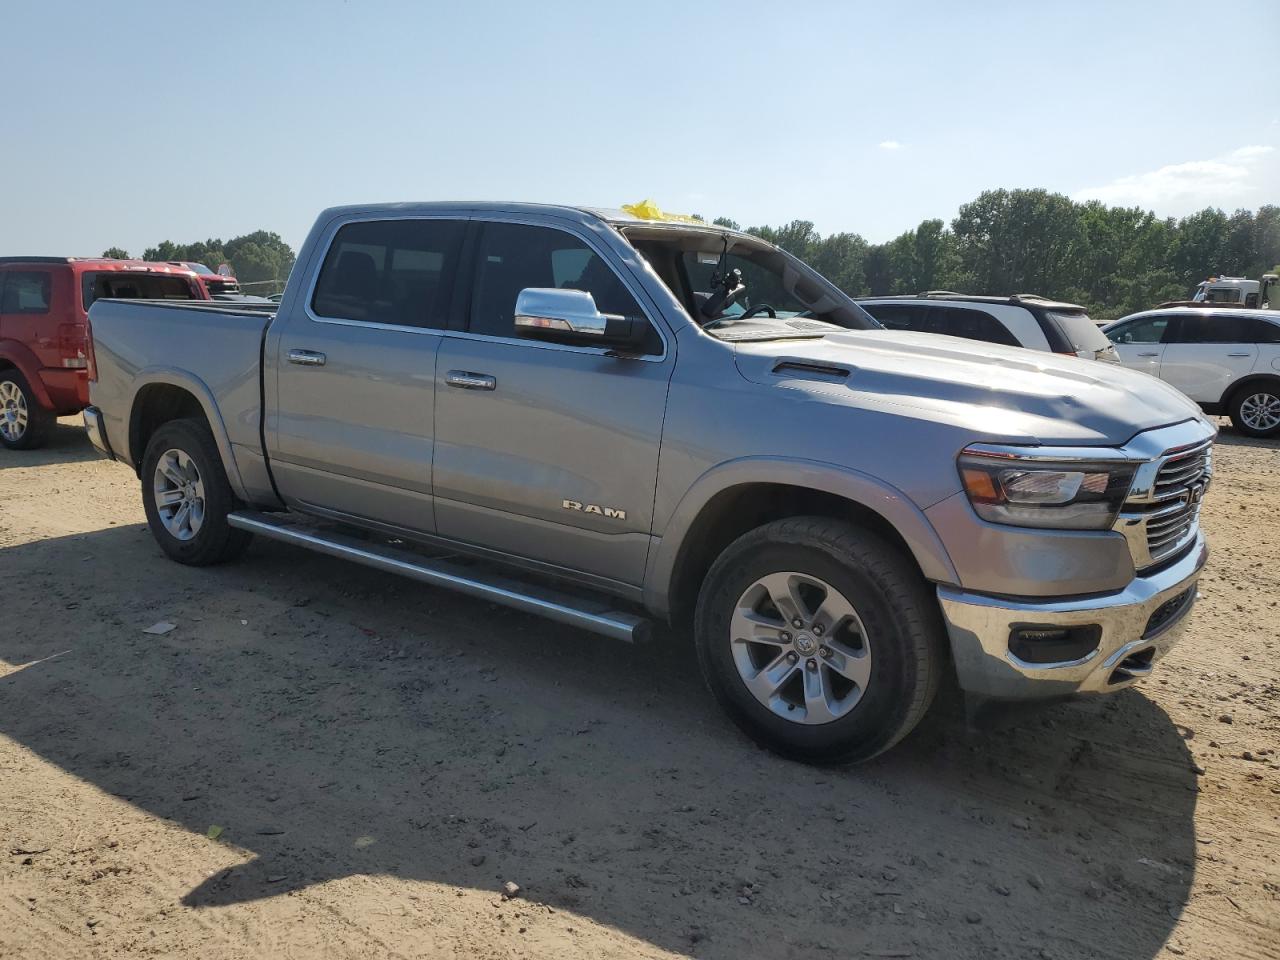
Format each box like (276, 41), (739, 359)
(1246, 318), (1280, 344)
(311, 219), (464, 328)
(932, 306), (1020, 347)
(0, 271), (52, 314)
(469, 222), (659, 353)
(1171, 315), (1256, 344)
(860, 303), (928, 331)
(1109, 316), (1170, 344)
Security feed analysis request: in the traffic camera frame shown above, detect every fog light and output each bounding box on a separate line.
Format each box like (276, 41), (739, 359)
(1008, 625), (1102, 664)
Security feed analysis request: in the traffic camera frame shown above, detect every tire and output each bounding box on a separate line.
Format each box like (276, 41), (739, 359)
(141, 418), (252, 565)
(694, 517), (945, 765)
(1228, 384), (1280, 438)
(0, 369), (54, 450)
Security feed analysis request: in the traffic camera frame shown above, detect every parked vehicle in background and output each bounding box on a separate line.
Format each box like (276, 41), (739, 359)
(85, 202), (1215, 763)
(166, 261), (241, 297)
(857, 292), (1120, 362)
(0, 258), (206, 449)
(1104, 306), (1280, 437)
(1188, 274), (1276, 309)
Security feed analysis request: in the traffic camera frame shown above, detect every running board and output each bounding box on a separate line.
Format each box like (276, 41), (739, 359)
(227, 511), (650, 643)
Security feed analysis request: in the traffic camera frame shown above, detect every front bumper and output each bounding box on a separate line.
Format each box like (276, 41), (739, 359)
(83, 405), (115, 461)
(937, 534), (1207, 699)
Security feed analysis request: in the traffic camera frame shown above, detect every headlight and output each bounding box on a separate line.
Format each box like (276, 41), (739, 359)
(958, 446), (1136, 530)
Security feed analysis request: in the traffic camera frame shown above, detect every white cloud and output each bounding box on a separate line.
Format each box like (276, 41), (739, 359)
(878, 140), (902, 151)
(1073, 145), (1277, 213)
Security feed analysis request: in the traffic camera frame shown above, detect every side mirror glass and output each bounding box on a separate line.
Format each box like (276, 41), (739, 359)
(513, 288), (643, 348)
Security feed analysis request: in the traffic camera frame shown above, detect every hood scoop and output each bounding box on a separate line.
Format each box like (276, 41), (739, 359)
(772, 359), (851, 381)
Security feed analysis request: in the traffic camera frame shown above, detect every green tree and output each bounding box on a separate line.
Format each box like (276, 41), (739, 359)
(101, 246), (130, 259)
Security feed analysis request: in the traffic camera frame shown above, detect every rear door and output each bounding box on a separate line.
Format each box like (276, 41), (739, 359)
(1160, 314), (1258, 403)
(267, 216), (466, 533)
(1106, 314), (1173, 379)
(431, 217), (674, 587)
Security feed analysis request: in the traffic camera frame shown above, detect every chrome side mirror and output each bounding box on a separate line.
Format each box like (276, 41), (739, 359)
(513, 288), (644, 348)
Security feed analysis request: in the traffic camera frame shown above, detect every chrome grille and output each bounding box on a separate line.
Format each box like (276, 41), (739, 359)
(1116, 440), (1212, 569)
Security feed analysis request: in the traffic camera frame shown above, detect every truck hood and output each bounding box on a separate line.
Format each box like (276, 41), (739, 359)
(732, 329), (1206, 446)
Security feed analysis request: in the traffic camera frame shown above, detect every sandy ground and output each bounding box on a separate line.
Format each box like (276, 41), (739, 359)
(0, 418), (1277, 960)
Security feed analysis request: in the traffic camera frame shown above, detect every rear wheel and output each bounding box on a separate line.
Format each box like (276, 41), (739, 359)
(1229, 384), (1280, 438)
(141, 418), (252, 565)
(693, 517), (945, 765)
(0, 370), (53, 450)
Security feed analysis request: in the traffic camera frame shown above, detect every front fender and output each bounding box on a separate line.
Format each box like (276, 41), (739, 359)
(643, 456), (960, 618)
(0, 340), (55, 408)
(124, 367), (249, 501)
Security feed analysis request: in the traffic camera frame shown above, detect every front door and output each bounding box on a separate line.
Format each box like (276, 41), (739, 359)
(267, 216), (466, 533)
(1107, 313), (1172, 379)
(432, 219), (674, 587)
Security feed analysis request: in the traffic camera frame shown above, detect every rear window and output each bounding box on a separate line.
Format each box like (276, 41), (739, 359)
(83, 273), (198, 310)
(1047, 310), (1110, 352)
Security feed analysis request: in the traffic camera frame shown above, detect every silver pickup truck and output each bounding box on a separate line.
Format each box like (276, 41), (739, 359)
(84, 202), (1215, 763)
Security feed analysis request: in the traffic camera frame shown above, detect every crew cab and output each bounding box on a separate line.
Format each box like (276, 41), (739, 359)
(84, 203), (1215, 763)
(1104, 306), (1280, 437)
(0, 257), (205, 449)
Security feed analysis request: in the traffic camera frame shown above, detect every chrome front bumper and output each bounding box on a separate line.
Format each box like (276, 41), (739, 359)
(937, 534), (1207, 700)
(83, 405), (115, 460)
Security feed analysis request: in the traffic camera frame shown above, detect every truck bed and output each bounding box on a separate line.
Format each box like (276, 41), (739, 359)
(87, 298), (277, 501)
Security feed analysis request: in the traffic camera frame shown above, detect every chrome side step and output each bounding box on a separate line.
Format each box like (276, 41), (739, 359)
(227, 511), (650, 643)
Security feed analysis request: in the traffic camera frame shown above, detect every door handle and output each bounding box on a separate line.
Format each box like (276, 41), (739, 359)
(446, 370), (496, 391)
(287, 349), (327, 366)
(1137, 352), (1159, 357)
(1227, 352), (1252, 357)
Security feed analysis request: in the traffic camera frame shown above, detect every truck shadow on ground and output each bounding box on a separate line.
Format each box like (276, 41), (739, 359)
(0, 417), (103, 470)
(1, 525), (1201, 958)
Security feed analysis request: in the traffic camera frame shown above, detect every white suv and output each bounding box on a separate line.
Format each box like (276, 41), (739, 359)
(1103, 307), (1280, 437)
(857, 293), (1120, 363)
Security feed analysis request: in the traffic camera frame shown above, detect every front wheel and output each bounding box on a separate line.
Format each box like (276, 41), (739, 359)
(694, 517), (945, 764)
(0, 370), (53, 450)
(141, 418), (252, 565)
(1229, 385), (1280, 438)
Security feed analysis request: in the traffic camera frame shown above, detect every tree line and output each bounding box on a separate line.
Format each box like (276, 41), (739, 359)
(101, 231), (295, 294)
(102, 190), (1280, 318)
(710, 189), (1280, 320)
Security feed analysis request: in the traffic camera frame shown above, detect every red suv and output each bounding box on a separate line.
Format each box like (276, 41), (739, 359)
(0, 258), (206, 449)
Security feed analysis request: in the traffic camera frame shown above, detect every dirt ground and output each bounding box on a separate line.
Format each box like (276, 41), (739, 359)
(1, 418), (1277, 960)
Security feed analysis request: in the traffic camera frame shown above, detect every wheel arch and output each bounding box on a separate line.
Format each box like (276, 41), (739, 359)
(0, 340), (55, 409)
(645, 458), (959, 624)
(125, 369), (249, 500)
(1220, 372), (1280, 409)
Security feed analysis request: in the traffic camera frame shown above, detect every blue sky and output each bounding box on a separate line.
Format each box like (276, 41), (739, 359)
(2, 0), (1276, 257)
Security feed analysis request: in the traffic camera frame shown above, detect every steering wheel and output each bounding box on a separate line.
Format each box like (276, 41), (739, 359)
(739, 303), (777, 320)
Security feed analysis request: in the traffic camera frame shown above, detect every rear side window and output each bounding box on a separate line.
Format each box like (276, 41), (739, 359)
(1170, 314), (1278, 344)
(1046, 310), (1110, 352)
(312, 219), (465, 328)
(82, 273), (197, 310)
(469, 221), (659, 353)
(932, 306), (1020, 347)
(0, 271), (52, 314)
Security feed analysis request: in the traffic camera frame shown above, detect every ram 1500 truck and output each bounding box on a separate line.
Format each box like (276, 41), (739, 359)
(84, 203), (1216, 763)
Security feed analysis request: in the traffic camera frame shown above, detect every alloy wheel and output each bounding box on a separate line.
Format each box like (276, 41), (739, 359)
(729, 571), (872, 725)
(152, 448), (206, 541)
(1240, 392), (1280, 432)
(0, 380), (29, 442)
